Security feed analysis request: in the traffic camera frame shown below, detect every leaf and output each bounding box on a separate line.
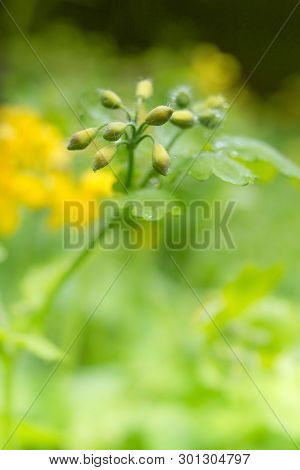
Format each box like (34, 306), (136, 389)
(188, 152), (213, 181)
(0, 328), (62, 362)
(223, 265), (282, 315)
(212, 152), (256, 185)
(119, 188), (181, 221)
(215, 135), (300, 180)
(16, 333), (63, 361)
(189, 151), (256, 186)
(18, 422), (62, 449)
(167, 154), (194, 183)
(201, 265), (282, 336)
(11, 258), (69, 318)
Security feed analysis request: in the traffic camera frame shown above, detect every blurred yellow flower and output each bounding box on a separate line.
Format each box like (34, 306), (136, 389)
(13, 173), (49, 208)
(47, 171), (115, 229)
(80, 170), (115, 199)
(190, 43), (241, 94)
(0, 106), (115, 235)
(0, 106), (69, 171)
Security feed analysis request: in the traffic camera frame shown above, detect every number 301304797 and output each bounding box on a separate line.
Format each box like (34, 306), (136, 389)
(178, 453), (250, 465)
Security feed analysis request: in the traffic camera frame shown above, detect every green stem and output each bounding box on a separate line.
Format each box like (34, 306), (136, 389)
(35, 213), (116, 325)
(125, 145), (135, 189)
(120, 105), (132, 122)
(3, 353), (13, 446)
(134, 134), (154, 146)
(136, 122), (148, 135)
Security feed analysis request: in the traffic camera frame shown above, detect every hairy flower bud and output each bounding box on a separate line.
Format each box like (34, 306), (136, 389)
(136, 79), (153, 100)
(173, 88), (191, 108)
(103, 122), (128, 141)
(67, 127), (98, 150)
(100, 89), (122, 109)
(170, 110), (195, 129)
(198, 109), (222, 129)
(93, 143), (117, 171)
(145, 106), (173, 126)
(152, 143), (170, 176)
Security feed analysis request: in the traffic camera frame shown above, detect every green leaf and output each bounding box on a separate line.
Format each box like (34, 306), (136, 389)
(188, 152), (213, 181)
(18, 422), (62, 449)
(167, 154), (194, 183)
(119, 188), (181, 221)
(223, 265), (282, 316)
(201, 265), (282, 336)
(11, 259), (69, 318)
(0, 328), (62, 362)
(16, 333), (63, 361)
(189, 151), (256, 186)
(212, 152), (256, 185)
(215, 135), (300, 180)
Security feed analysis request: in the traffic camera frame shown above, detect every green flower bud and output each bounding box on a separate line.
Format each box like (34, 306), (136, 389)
(198, 109), (222, 129)
(67, 127), (98, 150)
(152, 143), (170, 176)
(93, 143), (117, 171)
(136, 79), (153, 100)
(100, 89), (122, 109)
(103, 121), (128, 141)
(145, 106), (173, 126)
(173, 88), (191, 108)
(170, 109), (195, 129)
(202, 94), (228, 110)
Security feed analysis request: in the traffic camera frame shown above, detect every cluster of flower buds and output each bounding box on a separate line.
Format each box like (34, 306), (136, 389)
(197, 94), (228, 129)
(66, 80), (228, 182)
(171, 87), (228, 130)
(170, 87), (195, 130)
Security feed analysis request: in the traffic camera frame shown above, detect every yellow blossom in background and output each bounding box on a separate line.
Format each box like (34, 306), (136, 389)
(0, 106), (69, 171)
(47, 171), (91, 229)
(80, 170), (115, 199)
(12, 173), (49, 208)
(46, 171), (78, 229)
(47, 170), (115, 229)
(77, 170), (115, 226)
(190, 43), (241, 94)
(0, 106), (115, 235)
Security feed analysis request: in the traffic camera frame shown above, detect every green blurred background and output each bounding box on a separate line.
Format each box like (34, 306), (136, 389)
(0, 0), (300, 450)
